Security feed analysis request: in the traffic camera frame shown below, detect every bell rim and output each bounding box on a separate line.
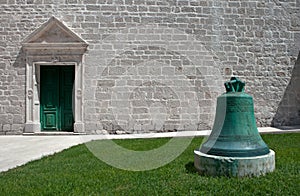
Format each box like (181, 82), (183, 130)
(199, 146), (270, 157)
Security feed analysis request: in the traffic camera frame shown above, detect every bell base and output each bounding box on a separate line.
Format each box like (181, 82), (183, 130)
(200, 146), (271, 157)
(194, 149), (275, 177)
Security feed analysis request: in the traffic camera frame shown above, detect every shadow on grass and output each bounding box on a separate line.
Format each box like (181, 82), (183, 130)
(185, 161), (198, 174)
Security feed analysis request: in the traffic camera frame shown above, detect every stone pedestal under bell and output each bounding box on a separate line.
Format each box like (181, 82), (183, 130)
(194, 150), (275, 177)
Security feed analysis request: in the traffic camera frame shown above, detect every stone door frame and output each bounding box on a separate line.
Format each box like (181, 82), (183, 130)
(22, 17), (88, 133)
(30, 62), (84, 133)
(24, 59), (85, 133)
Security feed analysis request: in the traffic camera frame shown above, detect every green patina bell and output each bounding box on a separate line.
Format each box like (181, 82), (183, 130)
(200, 77), (270, 157)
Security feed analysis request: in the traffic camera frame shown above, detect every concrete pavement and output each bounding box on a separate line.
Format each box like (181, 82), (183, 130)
(0, 127), (299, 173)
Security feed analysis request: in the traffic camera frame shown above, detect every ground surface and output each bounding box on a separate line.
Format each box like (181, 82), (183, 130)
(0, 133), (299, 195)
(0, 127), (297, 172)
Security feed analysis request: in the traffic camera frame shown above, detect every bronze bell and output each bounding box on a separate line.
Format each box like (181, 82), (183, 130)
(200, 77), (270, 157)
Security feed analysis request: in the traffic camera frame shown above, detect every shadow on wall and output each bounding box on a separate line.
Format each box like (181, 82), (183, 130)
(12, 49), (25, 68)
(272, 51), (300, 127)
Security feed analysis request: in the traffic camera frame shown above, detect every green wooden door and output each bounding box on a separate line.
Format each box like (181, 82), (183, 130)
(40, 66), (74, 131)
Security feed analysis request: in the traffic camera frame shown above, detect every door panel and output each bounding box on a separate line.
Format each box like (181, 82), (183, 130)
(60, 67), (74, 130)
(40, 67), (59, 130)
(43, 112), (57, 130)
(40, 66), (74, 131)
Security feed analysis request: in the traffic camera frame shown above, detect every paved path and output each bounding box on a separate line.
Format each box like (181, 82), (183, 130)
(0, 127), (299, 173)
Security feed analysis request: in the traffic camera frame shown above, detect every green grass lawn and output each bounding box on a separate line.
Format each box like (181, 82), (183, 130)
(0, 133), (299, 195)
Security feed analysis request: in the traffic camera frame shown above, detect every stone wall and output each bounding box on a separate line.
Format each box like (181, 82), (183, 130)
(0, 0), (299, 134)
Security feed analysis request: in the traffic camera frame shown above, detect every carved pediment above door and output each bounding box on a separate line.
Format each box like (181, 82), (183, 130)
(22, 16), (88, 51)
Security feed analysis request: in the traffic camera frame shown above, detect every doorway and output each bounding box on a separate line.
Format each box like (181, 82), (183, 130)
(40, 66), (75, 131)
